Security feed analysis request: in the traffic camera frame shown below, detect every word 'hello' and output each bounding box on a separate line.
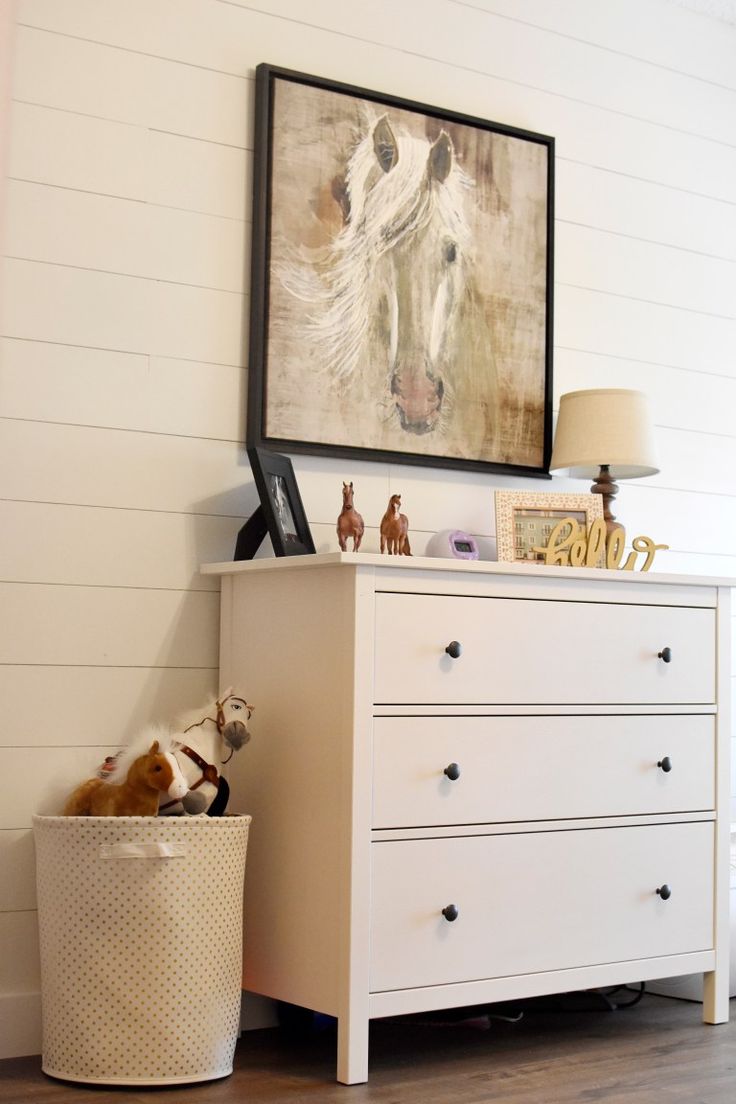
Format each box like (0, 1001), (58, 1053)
(533, 517), (668, 572)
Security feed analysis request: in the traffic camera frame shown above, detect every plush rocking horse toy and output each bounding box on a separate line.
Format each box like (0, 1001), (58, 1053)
(164, 688), (253, 816)
(102, 689), (253, 817)
(63, 739), (188, 816)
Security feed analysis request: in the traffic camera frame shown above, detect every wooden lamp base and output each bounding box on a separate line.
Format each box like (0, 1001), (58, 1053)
(591, 464), (621, 537)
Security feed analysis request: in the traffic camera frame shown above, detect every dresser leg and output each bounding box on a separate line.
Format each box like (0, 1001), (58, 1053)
(703, 969), (729, 1024)
(336, 1016), (369, 1085)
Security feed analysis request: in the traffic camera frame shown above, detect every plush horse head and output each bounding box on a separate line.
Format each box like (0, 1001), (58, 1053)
(125, 741), (188, 806)
(179, 688), (252, 753)
(64, 739), (188, 817)
(160, 689), (253, 816)
(101, 691), (254, 818)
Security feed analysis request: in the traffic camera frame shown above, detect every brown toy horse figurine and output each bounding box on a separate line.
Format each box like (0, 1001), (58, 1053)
(337, 481), (365, 552)
(380, 494), (412, 555)
(63, 740), (188, 816)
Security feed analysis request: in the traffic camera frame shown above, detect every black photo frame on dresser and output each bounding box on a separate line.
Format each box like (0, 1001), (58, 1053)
(234, 447), (315, 560)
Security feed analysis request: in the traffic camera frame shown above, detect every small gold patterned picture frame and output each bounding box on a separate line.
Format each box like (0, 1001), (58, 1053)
(495, 490), (604, 564)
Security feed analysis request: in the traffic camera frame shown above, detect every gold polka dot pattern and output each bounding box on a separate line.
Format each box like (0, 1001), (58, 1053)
(33, 814), (251, 1085)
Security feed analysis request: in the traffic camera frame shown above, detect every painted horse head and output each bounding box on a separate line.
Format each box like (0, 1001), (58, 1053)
(292, 114), (474, 436)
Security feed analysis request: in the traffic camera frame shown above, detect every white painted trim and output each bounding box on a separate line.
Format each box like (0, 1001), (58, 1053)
(202, 552), (736, 589)
(369, 951), (716, 1019)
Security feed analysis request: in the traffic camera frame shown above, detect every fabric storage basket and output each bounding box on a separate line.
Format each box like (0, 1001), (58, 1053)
(33, 814), (251, 1086)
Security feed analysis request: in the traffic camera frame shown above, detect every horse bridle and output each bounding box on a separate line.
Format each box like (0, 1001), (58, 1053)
(159, 693), (253, 809)
(182, 692), (253, 765)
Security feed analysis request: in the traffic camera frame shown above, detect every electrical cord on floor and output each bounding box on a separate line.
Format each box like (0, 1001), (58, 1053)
(529, 982), (647, 1013)
(382, 985), (647, 1031)
(599, 982), (646, 1009)
(303, 983), (649, 1037)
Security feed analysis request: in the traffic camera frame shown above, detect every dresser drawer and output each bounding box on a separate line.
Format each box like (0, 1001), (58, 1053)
(374, 594), (715, 705)
(370, 821), (713, 992)
(372, 715), (714, 828)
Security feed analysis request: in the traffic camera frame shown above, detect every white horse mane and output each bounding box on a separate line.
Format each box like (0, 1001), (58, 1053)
(107, 726), (176, 785)
(110, 690), (239, 786)
(280, 114), (473, 382)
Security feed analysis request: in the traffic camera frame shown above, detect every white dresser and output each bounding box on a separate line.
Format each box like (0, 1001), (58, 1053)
(203, 553), (732, 1084)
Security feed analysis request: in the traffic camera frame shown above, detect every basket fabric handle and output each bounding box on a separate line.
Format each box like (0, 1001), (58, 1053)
(99, 842), (186, 859)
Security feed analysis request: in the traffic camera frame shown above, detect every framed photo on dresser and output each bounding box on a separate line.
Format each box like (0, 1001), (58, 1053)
(495, 490), (604, 564)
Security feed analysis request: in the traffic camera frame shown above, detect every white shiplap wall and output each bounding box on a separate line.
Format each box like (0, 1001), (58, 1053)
(1, 0), (735, 1059)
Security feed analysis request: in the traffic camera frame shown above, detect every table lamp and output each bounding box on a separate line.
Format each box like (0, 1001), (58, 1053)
(549, 389), (659, 535)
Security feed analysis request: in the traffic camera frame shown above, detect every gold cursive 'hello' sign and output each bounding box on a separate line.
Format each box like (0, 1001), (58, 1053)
(533, 517), (669, 572)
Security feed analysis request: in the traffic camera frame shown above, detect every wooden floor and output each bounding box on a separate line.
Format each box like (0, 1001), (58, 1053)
(0, 994), (734, 1103)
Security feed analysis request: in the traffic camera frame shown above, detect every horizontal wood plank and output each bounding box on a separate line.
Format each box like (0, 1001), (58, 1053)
(0, 666), (219, 747)
(16, 0), (252, 84)
(0, 338), (246, 441)
(0, 257), (245, 364)
(7, 102), (249, 220)
(0, 420), (253, 515)
(18, 0), (736, 99)
(0, 746), (121, 826)
(556, 221), (736, 320)
(4, 179), (247, 293)
(0, 831), (36, 912)
(461, 0), (736, 91)
(0, 501), (241, 590)
(0, 583), (220, 667)
(640, 427), (736, 499)
(242, 0), (736, 145)
(0, 991), (40, 1061)
(12, 24), (249, 147)
(0, 911), (39, 988)
(554, 349), (736, 438)
(556, 283), (736, 377)
(556, 160), (736, 262)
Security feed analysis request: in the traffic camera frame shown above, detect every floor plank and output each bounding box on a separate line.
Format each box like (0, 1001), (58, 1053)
(0, 994), (733, 1103)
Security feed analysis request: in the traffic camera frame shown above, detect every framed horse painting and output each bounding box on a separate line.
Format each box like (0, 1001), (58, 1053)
(247, 63), (554, 476)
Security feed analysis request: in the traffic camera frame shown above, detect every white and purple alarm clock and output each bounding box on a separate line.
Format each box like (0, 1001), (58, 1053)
(425, 529), (479, 560)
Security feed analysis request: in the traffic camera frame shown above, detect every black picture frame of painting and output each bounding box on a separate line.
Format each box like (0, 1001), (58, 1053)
(247, 63), (554, 477)
(235, 447), (315, 560)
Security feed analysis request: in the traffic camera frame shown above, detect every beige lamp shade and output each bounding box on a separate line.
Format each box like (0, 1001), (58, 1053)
(549, 389), (659, 480)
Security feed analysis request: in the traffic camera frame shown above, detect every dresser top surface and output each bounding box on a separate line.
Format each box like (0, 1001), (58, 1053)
(201, 551), (735, 589)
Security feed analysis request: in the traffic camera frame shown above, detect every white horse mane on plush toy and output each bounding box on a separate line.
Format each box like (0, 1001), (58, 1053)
(116, 689), (253, 816)
(106, 727), (177, 784)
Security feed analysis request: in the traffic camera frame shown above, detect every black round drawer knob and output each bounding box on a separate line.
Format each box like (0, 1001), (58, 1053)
(445, 641), (463, 659)
(444, 762), (461, 781)
(656, 884), (672, 900)
(658, 647), (672, 663)
(657, 756), (673, 773)
(442, 904), (459, 922)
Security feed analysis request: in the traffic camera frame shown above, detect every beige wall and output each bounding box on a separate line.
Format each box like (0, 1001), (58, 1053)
(1, 0), (735, 1058)
(0, 0), (17, 258)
